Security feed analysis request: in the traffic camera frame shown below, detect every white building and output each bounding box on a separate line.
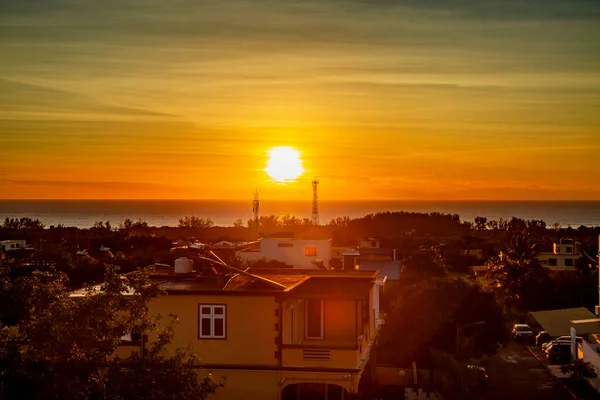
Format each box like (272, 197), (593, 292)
(236, 238), (332, 269)
(537, 239), (582, 271)
(0, 240), (27, 252)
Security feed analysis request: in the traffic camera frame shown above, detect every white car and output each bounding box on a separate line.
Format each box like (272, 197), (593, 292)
(541, 336), (583, 351)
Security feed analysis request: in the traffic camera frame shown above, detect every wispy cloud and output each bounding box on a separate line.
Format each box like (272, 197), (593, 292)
(0, 0), (599, 199)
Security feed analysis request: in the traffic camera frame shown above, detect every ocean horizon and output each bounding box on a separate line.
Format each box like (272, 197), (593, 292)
(1, 200), (600, 229)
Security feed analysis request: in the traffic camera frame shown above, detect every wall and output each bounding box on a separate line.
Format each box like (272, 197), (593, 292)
(238, 239), (332, 268)
(538, 252), (581, 271)
(148, 294), (279, 366)
(282, 298), (360, 346)
(197, 369), (280, 400)
(359, 239), (380, 248)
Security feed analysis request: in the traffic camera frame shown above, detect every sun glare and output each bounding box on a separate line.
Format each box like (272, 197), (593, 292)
(264, 146), (305, 183)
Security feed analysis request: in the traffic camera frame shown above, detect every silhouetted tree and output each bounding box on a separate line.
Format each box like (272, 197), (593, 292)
(0, 266), (221, 399)
(178, 216), (214, 229)
(474, 216), (487, 231)
(486, 233), (548, 308)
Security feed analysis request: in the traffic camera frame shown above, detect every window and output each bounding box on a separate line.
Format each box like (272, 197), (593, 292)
(305, 246), (317, 257)
(199, 305), (226, 339)
(278, 243), (294, 248)
(548, 258), (557, 266)
(566, 247), (572, 253)
(305, 299), (323, 339)
(565, 258), (574, 267)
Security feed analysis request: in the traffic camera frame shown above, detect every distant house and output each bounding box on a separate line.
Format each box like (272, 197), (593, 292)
(236, 238), (332, 269)
(0, 240), (27, 252)
(1, 240), (34, 263)
(537, 239), (582, 271)
(342, 237), (400, 283)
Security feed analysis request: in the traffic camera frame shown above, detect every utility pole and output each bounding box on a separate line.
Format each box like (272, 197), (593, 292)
(252, 190), (260, 239)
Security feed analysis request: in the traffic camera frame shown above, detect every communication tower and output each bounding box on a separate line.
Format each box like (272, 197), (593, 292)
(311, 179), (319, 226)
(252, 190), (260, 239)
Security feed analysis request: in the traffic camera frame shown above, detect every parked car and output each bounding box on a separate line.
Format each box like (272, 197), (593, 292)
(512, 324), (534, 342)
(541, 336), (584, 351)
(536, 331), (551, 347)
(545, 343), (571, 363)
(466, 365), (489, 387)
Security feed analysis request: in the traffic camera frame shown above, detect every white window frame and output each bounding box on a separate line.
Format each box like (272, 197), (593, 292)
(305, 299), (324, 340)
(199, 304), (226, 339)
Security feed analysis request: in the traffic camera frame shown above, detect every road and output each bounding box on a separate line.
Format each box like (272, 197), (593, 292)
(482, 343), (572, 400)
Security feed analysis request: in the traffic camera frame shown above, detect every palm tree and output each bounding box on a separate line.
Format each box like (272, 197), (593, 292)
(486, 233), (547, 307)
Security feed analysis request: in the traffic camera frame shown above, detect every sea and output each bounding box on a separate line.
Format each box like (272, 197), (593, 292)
(1, 200), (600, 229)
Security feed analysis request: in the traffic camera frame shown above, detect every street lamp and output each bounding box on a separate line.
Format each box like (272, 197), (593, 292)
(456, 320), (486, 398)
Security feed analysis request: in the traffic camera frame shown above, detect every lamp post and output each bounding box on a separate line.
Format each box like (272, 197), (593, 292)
(456, 320), (486, 398)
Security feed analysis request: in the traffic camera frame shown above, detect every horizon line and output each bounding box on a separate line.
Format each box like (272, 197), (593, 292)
(1, 198), (600, 202)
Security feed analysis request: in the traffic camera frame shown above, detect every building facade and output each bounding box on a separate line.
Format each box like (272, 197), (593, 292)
(236, 238), (332, 269)
(113, 267), (381, 400)
(537, 239), (582, 271)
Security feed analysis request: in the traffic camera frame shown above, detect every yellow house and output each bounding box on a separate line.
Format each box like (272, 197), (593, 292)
(118, 266), (382, 400)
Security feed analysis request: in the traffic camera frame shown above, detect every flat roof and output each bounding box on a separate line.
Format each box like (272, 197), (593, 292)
(250, 268), (379, 279)
(71, 267), (377, 297)
(224, 274), (310, 291)
(531, 307), (598, 336)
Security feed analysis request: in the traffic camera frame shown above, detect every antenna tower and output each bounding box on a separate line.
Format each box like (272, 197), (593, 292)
(252, 190), (260, 239)
(311, 179), (319, 226)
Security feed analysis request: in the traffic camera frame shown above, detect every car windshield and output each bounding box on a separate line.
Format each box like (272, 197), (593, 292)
(516, 326), (531, 331)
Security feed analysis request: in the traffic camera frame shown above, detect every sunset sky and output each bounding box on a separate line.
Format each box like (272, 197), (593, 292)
(1, 0), (599, 200)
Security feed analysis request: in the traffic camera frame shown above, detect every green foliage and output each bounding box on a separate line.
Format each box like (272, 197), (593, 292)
(178, 216), (215, 229)
(485, 233), (548, 307)
(401, 247), (447, 280)
(474, 216), (487, 231)
(379, 277), (509, 366)
(560, 359), (598, 382)
(0, 265), (220, 400)
(2, 217), (45, 230)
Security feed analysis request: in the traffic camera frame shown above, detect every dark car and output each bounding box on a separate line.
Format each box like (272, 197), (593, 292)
(512, 324), (535, 343)
(545, 343), (572, 363)
(536, 331), (551, 347)
(466, 365), (489, 386)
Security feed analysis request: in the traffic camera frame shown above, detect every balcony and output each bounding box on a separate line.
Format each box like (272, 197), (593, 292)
(281, 333), (370, 370)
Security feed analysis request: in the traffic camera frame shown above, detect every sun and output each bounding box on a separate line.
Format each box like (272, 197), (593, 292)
(264, 146), (305, 183)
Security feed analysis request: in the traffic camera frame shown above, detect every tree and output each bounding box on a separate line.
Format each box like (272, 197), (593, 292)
(92, 220), (112, 233)
(485, 233), (548, 308)
(474, 216), (487, 231)
(560, 359), (598, 383)
(178, 216), (214, 229)
(119, 218), (134, 231)
(0, 265), (220, 399)
(486, 220), (499, 230)
(401, 247), (446, 280)
(378, 278), (508, 366)
(233, 219), (244, 228)
(2, 217), (45, 230)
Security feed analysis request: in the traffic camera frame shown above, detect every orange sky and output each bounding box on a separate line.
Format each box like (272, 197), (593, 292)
(1, 0), (599, 200)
